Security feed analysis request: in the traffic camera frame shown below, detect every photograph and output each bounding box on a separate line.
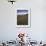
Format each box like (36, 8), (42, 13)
(17, 10), (28, 25)
(16, 8), (31, 27)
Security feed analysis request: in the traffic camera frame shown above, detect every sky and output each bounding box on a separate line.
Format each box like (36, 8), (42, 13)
(17, 10), (28, 15)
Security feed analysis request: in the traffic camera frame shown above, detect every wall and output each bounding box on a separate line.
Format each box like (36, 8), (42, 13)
(0, 0), (46, 42)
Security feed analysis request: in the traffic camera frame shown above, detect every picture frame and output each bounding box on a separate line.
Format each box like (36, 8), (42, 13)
(16, 8), (31, 28)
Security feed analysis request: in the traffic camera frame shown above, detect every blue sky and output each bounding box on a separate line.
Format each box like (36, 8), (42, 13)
(17, 10), (28, 13)
(17, 10), (28, 15)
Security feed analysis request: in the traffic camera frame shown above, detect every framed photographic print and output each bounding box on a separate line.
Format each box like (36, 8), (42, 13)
(16, 8), (31, 27)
